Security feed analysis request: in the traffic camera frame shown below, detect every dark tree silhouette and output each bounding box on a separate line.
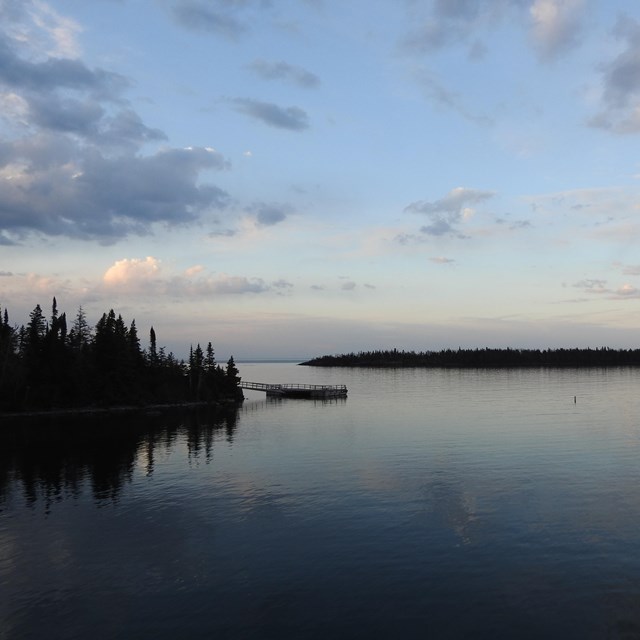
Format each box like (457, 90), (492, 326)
(302, 347), (640, 369)
(0, 300), (243, 412)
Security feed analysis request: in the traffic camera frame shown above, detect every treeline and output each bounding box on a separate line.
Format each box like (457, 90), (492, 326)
(0, 298), (243, 412)
(302, 347), (640, 368)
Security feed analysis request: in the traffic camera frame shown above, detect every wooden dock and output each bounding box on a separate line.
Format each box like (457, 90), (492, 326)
(240, 381), (348, 399)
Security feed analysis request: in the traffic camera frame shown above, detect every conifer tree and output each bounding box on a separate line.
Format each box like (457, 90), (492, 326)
(226, 356), (240, 384)
(69, 306), (92, 350)
(205, 342), (216, 372)
(149, 327), (157, 365)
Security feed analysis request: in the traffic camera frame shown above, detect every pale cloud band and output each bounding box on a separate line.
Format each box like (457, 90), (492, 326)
(103, 257), (275, 296)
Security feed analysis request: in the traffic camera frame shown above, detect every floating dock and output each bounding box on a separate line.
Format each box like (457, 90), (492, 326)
(240, 381), (348, 399)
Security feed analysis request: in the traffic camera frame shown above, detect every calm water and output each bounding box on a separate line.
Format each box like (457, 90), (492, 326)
(2, 364), (640, 639)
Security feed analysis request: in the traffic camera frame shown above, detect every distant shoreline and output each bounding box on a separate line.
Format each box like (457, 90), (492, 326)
(300, 347), (640, 368)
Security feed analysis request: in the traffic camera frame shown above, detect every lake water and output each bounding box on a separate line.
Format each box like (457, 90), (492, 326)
(2, 363), (640, 639)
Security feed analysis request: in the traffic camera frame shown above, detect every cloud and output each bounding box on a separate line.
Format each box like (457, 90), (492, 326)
(0, 233), (17, 245)
(0, 0), (82, 59)
(170, 0), (276, 40)
(413, 69), (493, 125)
(572, 278), (640, 300)
(573, 278), (608, 292)
(185, 265), (205, 277)
(615, 284), (640, 297)
(430, 256), (455, 264)
(248, 202), (293, 227)
(233, 98), (310, 130)
(102, 257), (272, 296)
(525, 187), (640, 228)
(0, 28), (158, 151)
(103, 256), (161, 287)
(248, 59), (320, 88)
(619, 263), (640, 276)
(171, 1), (246, 39)
(0, 35), (128, 96)
(529, 0), (585, 62)
(402, 1), (482, 54)
(495, 217), (532, 230)
(203, 275), (269, 295)
(27, 93), (104, 135)
(273, 279), (294, 289)
(0, 7), (238, 244)
(394, 232), (428, 246)
(0, 143), (230, 241)
(208, 228), (237, 238)
(589, 16), (640, 134)
(405, 187), (495, 237)
(97, 109), (168, 149)
(234, 98), (309, 131)
(402, 0), (584, 61)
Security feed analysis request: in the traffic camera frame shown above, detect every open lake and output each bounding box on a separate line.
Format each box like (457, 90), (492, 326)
(2, 363), (640, 639)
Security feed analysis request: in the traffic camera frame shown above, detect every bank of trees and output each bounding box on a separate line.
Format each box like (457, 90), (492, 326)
(302, 347), (640, 368)
(0, 299), (243, 412)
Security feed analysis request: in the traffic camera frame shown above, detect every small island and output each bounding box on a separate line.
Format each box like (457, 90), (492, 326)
(301, 347), (640, 368)
(0, 298), (243, 414)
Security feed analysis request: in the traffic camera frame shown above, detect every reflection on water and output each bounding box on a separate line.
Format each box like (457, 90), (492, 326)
(2, 366), (640, 639)
(0, 407), (238, 511)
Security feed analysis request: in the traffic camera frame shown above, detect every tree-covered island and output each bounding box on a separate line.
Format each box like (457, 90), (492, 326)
(0, 298), (243, 413)
(301, 347), (640, 368)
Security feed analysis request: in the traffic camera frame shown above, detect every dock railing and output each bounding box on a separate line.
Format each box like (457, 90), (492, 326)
(240, 381), (348, 392)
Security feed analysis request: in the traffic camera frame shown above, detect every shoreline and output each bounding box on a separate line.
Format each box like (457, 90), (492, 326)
(0, 398), (243, 420)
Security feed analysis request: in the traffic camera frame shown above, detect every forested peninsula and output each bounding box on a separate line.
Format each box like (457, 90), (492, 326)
(0, 299), (243, 414)
(301, 347), (640, 368)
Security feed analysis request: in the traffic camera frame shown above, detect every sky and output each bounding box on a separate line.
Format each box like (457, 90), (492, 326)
(1, 0), (640, 360)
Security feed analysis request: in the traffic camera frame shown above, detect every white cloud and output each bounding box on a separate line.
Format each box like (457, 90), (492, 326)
(185, 265), (205, 277)
(101, 257), (272, 297)
(103, 256), (161, 288)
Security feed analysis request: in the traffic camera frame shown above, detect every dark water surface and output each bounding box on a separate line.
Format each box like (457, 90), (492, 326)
(2, 364), (640, 639)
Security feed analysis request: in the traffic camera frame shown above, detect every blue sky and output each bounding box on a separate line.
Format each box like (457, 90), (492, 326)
(1, 0), (640, 359)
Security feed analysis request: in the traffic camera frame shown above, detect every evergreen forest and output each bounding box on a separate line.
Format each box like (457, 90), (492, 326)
(0, 298), (243, 413)
(302, 347), (640, 368)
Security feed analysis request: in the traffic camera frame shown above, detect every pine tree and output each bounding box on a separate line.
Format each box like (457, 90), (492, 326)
(224, 356), (242, 400)
(0, 304), (19, 410)
(69, 306), (92, 350)
(26, 304), (46, 346)
(149, 327), (157, 365)
(226, 356), (240, 384)
(205, 342), (216, 372)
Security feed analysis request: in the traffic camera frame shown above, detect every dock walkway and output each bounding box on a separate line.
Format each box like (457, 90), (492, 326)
(240, 381), (348, 399)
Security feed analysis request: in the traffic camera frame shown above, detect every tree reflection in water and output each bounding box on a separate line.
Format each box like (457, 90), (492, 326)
(0, 406), (238, 511)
